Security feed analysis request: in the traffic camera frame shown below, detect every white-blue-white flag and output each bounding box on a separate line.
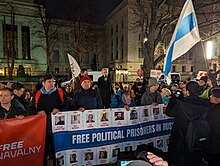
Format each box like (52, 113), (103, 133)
(67, 53), (81, 79)
(163, 0), (200, 75)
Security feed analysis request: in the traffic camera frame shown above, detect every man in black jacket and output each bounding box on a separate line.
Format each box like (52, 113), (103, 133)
(98, 68), (113, 108)
(11, 82), (29, 114)
(0, 87), (26, 119)
(166, 81), (211, 166)
(30, 74), (68, 166)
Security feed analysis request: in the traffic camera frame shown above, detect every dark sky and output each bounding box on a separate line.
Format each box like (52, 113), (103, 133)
(42, 0), (123, 24)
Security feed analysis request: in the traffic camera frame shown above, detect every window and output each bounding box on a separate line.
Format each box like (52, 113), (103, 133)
(182, 66), (186, 72)
(121, 49), (124, 59)
(116, 24), (118, 33)
(139, 34), (141, 42)
(3, 24), (18, 59)
(55, 68), (59, 73)
(116, 51), (118, 60)
(190, 66), (194, 72)
(121, 20), (124, 29)
(172, 66), (176, 72)
(53, 50), (59, 62)
(121, 35), (124, 46)
(111, 27), (113, 36)
(138, 48), (143, 58)
(22, 26), (30, 60)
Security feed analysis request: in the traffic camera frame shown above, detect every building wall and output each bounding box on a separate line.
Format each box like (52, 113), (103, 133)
(0, 0), (105, 80)
(106, 0), (214, 83)
(0, 0), (47, 77)
(105, 0), (144, 83)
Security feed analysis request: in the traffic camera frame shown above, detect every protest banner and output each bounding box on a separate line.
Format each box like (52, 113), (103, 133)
(52, 104), (174, 166)
(0, 115), (46, 166)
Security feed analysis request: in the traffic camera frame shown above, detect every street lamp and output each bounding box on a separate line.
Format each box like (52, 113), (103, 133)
(206, 41), (213, 60)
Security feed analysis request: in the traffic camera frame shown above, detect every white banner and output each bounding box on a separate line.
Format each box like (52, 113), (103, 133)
(52, 104), (173, 166)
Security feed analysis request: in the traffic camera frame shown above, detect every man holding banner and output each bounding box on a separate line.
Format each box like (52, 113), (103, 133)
(30, 74), (68, 166)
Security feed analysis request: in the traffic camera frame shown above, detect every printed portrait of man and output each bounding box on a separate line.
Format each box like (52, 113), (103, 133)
(153, 107), (159, 115)
(85, 152), (93, 160)
(143, 109), (148, 117)
(70, 153), (77, 163)
(86, 114), (95, 123)
(55, 116), (65, 125)
(112, 148), (120, 157)
(130, 110), (137, 120)
(115, 112), (124, 120)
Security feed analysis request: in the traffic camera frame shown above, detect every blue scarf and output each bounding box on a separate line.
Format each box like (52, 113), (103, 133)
(40, 87), (57, 95)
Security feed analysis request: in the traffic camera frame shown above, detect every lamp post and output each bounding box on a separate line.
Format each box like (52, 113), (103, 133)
(206, 40), (213, 69)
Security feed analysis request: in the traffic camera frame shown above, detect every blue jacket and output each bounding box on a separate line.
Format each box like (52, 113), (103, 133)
(110, 90), (135, 108)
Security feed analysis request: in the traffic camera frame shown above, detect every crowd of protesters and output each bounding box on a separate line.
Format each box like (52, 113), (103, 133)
(0, 67), (220, 166)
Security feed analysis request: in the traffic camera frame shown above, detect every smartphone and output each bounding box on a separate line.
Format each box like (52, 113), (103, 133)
(119, 160), (132, 166)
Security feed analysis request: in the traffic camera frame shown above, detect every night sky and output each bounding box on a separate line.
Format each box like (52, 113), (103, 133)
(42, 0), (123, 24)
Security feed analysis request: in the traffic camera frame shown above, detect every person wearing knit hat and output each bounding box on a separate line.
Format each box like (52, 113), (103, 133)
(200, 76), (208, 83)
(80, 76), (92, 85)
(141, 78), (162, 106)
(205, 88), (220, 165)
(71, 76), (103, 112)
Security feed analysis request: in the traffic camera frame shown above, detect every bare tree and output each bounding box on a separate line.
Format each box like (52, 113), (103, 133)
(129, 0), (220, 78)
(31, 3), (60, 74)
(2, 3), (17, 80)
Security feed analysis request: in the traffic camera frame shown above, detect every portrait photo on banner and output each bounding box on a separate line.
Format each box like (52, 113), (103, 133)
(68, 111), (83, 130)
(84, 110), (98, 128)
(52, 112), (67, 131)
(98, 109), (111, 128)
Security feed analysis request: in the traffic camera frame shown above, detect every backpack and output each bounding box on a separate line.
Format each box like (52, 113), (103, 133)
(35, 88), (64, 109)
(182, 108), (211, 152)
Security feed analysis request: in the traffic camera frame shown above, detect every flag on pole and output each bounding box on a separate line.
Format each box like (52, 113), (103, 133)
(163, 0), (200, 75)
(67, 53), (81, 79)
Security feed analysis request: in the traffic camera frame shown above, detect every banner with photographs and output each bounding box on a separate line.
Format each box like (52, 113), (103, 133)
(52, 104), (174, 166)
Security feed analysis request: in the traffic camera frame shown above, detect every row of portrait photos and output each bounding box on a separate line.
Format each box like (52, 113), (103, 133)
(55, 135), (170, 166)
(52, 104), (168, 131)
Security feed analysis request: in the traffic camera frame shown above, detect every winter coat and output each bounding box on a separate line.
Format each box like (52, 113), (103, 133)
(165, 96), (211, 166)
(98, 76), (113, 108)
(0, 103), (26, 119)
(71, 88), (103, 110)
(30, 87), (68, 131)
(206, 104), (220, 154)
(141, 89), (162, 105)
